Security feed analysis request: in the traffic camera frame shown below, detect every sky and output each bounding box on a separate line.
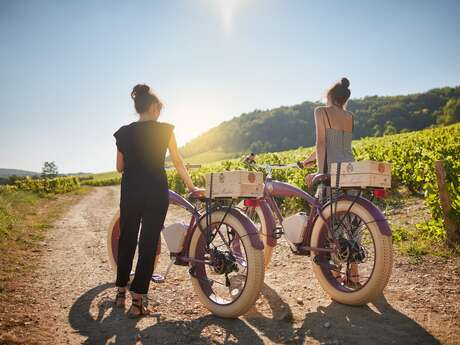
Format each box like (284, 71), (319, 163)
(0, 0), (459, 173)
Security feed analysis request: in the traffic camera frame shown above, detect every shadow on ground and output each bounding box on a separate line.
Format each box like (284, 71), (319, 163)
(69, 283), (263, 345)
(69, 283), (440, 345)
(294, 296), (440, 345)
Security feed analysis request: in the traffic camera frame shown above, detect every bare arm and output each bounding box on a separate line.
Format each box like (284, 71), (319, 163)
(116, 150), (124, 173)
(168, 132), (196, 192)
(314, 108), (326, 173)
(303, 108), (326, 168)
(304, 109), (327, 186)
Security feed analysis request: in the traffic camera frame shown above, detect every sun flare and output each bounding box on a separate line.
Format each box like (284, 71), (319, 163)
(203, 0), (252, 34)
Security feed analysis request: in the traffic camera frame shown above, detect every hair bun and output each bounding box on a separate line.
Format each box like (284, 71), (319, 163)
(341, 77), (350, 88)
(131, 84), (150, 99)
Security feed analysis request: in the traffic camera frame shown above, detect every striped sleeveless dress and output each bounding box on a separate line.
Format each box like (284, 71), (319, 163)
(317, 109), (355, 199)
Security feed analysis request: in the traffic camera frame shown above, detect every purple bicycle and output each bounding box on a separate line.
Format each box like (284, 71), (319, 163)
(107, 189), (265, 318)
(239, 162), (393, 305)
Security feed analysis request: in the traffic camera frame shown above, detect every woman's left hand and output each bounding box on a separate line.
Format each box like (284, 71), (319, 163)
(302, 159), (316, 168)
(189, 187), (206, 198)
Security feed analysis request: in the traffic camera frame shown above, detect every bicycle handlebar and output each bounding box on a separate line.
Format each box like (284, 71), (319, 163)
(248, 161), (304, 172)
(266, 162), (304, 169)
(165, 164), (202, 170)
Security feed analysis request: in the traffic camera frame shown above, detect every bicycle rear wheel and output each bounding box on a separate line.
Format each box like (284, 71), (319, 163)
(107, 210), (161, 278)
(310, 199), (393, 305)
(188, 209), (264, 318)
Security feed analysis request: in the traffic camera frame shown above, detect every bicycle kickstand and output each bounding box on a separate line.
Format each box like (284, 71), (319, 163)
(151, 259), (174, 284)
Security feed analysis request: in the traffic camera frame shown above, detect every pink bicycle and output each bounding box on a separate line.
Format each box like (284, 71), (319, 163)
(107, 190), (265, 318)
(239, 162), (393, 305)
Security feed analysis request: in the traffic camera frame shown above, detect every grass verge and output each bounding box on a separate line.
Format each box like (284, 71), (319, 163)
(392, 222), (460, 263)
(0, 187), (90, 294)
(382, 187), (459, 263)
(0, 187), (91, 344)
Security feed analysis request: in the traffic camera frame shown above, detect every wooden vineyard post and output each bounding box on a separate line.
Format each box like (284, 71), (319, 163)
(434, 160), (459, 246)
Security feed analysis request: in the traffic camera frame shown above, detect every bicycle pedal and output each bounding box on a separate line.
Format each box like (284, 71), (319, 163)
(189, 266), (214, 287)
(313, 255), (320, 264)
(151, 273), (165, 283)
(295, 245), (310, 256)
(313, 255), (338, 271)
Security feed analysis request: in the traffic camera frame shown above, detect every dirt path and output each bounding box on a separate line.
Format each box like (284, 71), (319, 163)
(7, 186), (459, 345)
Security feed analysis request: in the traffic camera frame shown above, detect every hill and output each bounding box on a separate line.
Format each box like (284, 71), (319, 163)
(180, 86), (460, 161)
(0, 168), (39, 179)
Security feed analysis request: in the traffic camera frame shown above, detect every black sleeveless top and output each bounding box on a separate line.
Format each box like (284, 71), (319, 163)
(114, 121), (174, 199)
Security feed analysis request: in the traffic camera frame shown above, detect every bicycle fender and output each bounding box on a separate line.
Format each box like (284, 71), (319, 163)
(322, 195), (392, 237)
(168, 190), (196, 214)
(230, 208), (265, 250)
(258, 200), (277, 247)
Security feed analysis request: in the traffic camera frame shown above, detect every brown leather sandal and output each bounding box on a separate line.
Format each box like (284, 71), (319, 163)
(127, 295), (150, 318)
(115, 289), (126, 308)
(331, 271), (361, 287)
(346, 274), (362, 288)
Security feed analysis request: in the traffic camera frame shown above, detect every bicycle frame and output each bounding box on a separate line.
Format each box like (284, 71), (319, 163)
(259, 177), (331, 252)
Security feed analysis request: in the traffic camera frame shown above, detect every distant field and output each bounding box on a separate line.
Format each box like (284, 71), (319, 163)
(0, 168), (39, 178)
(78, 171), (121, 186)
(86, 171), (121, 180)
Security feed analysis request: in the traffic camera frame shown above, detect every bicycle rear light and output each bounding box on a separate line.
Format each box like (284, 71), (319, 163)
(243, 199), (259, 207)
(373, 189), (389, 199)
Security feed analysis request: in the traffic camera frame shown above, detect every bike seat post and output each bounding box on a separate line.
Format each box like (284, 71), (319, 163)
(317, 182), (327, 204)
(163, 259), (174, 280)
(265, 164), (273, 179)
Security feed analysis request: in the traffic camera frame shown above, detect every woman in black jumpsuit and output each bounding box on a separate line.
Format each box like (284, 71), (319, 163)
(113, 84), (203, 317)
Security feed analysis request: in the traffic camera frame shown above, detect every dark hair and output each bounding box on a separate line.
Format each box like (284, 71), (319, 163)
(131, 84), (163, 114)
(327, 77), (351, 108)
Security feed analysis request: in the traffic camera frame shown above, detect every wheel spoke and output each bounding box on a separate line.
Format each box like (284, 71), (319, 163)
(214, 227), (230, 249)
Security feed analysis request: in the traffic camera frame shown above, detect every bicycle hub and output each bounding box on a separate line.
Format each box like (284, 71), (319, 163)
(212, 250), (239, 274)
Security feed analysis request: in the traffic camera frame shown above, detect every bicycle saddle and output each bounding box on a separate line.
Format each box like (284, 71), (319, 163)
(187, 189), (207, 202)
(311, 173), (330, 187)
